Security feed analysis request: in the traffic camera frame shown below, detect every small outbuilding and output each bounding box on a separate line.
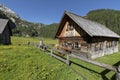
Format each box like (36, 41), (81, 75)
(55, 11), (120, 59)
(0, 18), (16, 45)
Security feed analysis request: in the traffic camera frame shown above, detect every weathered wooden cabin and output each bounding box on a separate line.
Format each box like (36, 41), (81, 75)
(0, 19), (15, 45)
(55, 11), (120, 59)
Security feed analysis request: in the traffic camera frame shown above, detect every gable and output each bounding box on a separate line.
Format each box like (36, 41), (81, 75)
(55, 13), (89, 38)
(0, 19), (8, 34)
(0, 19), (13, 36)
(59, 21), (80, 37)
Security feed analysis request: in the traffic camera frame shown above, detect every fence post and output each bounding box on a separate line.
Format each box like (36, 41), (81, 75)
(66, 54), (70, 65)
(27, 41), (30, 46)
(50, 49), (53, 57)
(43, 46), (45, 51)
(116, 65), (120, 80)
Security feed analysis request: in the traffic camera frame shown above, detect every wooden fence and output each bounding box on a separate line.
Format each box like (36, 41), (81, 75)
(70, 54), (120, 80)
(29, 42), (120, 80)
(50, 49), (70, 65)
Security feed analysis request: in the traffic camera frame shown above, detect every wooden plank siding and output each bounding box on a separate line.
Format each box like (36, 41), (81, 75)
(1, 25), (11, 44)
(0, 19), (15, 45)
(58, 37), (90, 54)
(90, 37), (119, 58)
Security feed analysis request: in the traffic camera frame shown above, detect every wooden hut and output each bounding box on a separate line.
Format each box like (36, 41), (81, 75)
(55, 11), (120, 59)
(0, 19), (15, 45)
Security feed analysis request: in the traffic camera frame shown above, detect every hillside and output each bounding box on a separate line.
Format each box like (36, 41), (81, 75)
(39, 23), (59, 38)
(0, 37), (120, 80)
(0, 4), (59, 38)
(0, 4), (19, 18)
(87, 9), (120, 36)
(0, 4), (44, 37)
(13, 18), (44, 37)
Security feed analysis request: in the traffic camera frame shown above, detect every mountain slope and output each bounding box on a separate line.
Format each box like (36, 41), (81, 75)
(0, 4), (44, 37)
(39, 23), (59, 38)
(0, 4), (59, 38)
(0, 4), (19, 18)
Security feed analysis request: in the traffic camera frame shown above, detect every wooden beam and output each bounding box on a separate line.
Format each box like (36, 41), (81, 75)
(70, 54), (117, 72)
(53, 48), (70, 55)
(50, 54), (69, 65)
(116, 66), (120, 80)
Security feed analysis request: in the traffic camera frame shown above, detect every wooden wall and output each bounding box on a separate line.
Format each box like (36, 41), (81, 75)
(58, 36), (90, 53)
(90, 37), (119, 58)
(59, 21), (80, 37)
(0, 25), (11, 45)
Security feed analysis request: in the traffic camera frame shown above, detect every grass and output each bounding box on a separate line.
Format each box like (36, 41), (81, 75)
(0, 36), (120, 80)
(11, 36), (58, 45)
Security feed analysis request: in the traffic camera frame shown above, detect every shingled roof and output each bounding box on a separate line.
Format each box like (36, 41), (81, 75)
(56, 11), (120, 38)
(0, 19), (9, 34)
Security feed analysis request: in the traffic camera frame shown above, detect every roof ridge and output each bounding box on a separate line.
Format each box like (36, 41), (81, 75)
(65, 11), (105, 26)
(65, 11), (83, 18)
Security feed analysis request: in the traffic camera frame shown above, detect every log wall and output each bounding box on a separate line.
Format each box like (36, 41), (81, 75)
(90, 37), (119, 58)
(0, 25), (11, 45)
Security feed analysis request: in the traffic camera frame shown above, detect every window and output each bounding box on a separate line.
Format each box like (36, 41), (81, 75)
(70, 24), (74, 30)
(67, 42), (74, 49)
(71, 43), (74, 49)
(66, 23), (74, 31)
(66, 24), (70, 31)
(61, 41), (67, 47)
(75, 42), (79, 48)
(112, 41), (117, 47)
(106, 41), (113, 48)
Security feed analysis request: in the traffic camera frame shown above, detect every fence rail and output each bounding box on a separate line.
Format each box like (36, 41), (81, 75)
(28, 41), (120, 80)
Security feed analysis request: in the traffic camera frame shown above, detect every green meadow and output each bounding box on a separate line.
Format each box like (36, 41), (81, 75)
(0, 37), (120, 80)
